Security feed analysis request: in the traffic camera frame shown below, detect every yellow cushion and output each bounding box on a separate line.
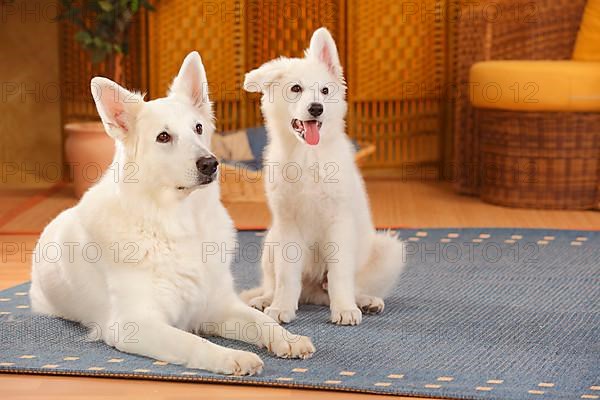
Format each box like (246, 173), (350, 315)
(573, 0), (600, 61)
(469, 60), (600, 111)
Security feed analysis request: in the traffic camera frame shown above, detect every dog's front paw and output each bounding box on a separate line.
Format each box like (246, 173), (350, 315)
(270, 334), (315, 359)
(356, 295), (385, 314)
(264, 306), (296, 324)
(213, 350), (264, 376)
(248, 296), (272, 311)
(331, 306), (362, 325)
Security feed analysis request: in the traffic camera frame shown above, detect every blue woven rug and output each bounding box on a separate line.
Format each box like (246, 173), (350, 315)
(1, 229), (598, 400)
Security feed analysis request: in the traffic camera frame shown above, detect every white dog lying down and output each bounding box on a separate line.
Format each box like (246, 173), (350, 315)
(29, 52), (314, 376)
(241, 28), (406, 326)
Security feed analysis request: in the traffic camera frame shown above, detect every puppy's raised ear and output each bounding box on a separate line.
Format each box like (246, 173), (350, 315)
(243, 59), (284, 93)
(91, 77), (144, 140)
(169, 51), (210, 109)
(307, 27), (343, 80)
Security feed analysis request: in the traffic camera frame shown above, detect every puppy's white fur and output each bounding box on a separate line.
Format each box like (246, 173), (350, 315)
(29, 52), (314, 376)
(241, 29), (406, 325)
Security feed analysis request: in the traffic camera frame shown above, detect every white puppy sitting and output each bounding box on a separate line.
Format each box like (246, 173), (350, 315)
(29, 52), (314, 375)
(241, 28), (406, 326)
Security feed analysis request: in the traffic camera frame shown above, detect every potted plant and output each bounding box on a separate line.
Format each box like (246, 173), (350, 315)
(59, 0), (154, 197)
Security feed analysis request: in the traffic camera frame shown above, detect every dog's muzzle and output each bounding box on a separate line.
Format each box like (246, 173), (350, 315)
(176, 156), (219, 191)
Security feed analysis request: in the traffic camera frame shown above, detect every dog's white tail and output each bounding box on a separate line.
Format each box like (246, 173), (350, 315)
(356, 231), (406, 299)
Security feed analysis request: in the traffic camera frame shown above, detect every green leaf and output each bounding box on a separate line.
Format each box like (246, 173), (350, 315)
(140, 0), (155, 11)
(93, 36), (104, 47)
(97, 1), (113, 12)
(74, 31), (92, 46)
(59, 0), (74, 9)
(63, 0), (155, 58)
(91, 49), (107, 64)
(57, 6), (80, 22)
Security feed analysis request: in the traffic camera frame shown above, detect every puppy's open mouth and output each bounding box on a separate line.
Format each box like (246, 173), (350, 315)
(292, 119), (322, 146)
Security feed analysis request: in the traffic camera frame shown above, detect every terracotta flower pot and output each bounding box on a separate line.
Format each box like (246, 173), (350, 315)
(64, 121), (115, 198)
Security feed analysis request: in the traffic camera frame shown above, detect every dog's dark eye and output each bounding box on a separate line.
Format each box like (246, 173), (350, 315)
(195, 123), (203, 135)
(291, 84), (302, 93)
(156, 131), (171, 143)
(321, 87), (329, 95)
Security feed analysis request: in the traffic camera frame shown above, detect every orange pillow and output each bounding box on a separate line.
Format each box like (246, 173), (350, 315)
(573, 0), (600, 61)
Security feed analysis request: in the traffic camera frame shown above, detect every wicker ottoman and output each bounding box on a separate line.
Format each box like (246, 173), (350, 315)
(478, 110), (600, 209)
(456, 0), (600, 208)
(469, 60), (600, 209)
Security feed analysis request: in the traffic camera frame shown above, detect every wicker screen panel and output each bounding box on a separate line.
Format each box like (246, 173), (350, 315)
(148, 0), (244, 131)
(347, 0), (446, 168)
(347, 1), (444, 101)
(58, 2), (453, 173)
(244, 0), (344, 67)
(59, 14), (147, 123)
(243, 0), (344, 128)
(350, 99), (441, 167)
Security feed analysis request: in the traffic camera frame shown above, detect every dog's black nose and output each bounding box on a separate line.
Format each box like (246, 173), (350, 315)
(308, 102), (323, 117)
(196, 156), (219, 176)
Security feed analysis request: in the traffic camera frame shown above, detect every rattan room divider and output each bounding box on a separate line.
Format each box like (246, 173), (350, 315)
(60, 0), (449, 170)
(147, 0), (343, 132)
(148, 0), (245, 132)
(347, 0), (447, 169)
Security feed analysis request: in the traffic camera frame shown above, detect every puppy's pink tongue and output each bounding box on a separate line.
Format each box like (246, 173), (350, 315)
(303, 121), (320, 145)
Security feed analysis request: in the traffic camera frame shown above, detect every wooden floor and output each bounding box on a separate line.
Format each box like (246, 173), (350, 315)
(227, 180), (600, 230)
(0, 180), (598, 399)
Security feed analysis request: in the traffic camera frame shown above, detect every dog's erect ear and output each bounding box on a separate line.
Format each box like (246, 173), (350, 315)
(91, 77), (144, 140)
(243, 59), (284, 93)
(307, 27), (343, 79)
(169, 51), (210, 109)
